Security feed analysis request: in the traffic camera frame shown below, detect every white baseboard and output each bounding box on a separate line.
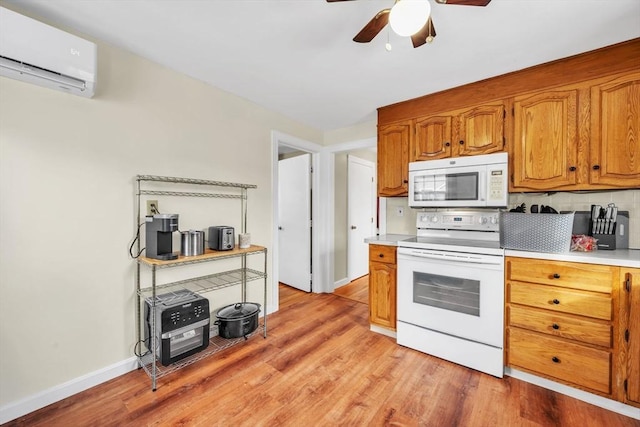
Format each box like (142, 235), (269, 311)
(505, 367), (640, 420)
(0, 357), (138, 424)
(370, 324), (397, 339)
(333, 278), (350, 289)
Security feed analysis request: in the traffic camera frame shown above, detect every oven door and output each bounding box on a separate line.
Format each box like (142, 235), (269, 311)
(397, 247), (504, 348)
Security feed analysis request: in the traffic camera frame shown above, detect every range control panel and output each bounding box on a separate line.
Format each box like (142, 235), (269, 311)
(416, 210), (500, 232)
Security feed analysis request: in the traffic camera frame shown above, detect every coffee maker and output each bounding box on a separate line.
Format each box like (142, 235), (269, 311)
(145, 214), (179, 260)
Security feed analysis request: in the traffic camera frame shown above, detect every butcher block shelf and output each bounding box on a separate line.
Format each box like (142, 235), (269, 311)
(138, 245), (266, 268)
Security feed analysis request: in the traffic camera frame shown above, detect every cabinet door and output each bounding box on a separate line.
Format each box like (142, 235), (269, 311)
(512, 90), (579, 190)
(590, 73), (640, 188)
(412, 115), (452, 161)
(369, 260), (396, 330)
(623, 268), (640, 405)
(457, 103), (505, 156)
(378, 123), (410, 196)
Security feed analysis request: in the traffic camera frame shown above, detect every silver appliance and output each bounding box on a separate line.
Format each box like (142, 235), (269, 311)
(208, 226), (235, 251)
(408, 152), (508, 208)
(397, 209), (505, 377)
(144, 289), (210, 366)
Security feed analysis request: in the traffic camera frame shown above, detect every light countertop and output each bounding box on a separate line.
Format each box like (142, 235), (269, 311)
(365, 234), (414, 246)
(505, 248), (639, 268)
(365, 234), (639, 268)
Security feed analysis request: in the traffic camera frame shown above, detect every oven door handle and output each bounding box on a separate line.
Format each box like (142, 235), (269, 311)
(161, 318), (210, 339)
(398, 248), (503, 265)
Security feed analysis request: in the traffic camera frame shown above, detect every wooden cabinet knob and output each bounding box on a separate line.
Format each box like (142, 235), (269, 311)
(552, 356), (560, 363)
(445, 142), (451, 147)
(569, 166), (576, 172)
(553, 273), (560, 279)
(552, 323), (560, 330)
(552, 299), (560, 305)
(379, 254), (384, 258)
(459, 140), (465, 145)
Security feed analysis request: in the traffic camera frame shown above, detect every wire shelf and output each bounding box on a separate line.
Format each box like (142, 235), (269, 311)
(138, 190), (245, 199)
(137, 320), (266, 380)
(138, 268), (267, 300)
(136, 174), (257, 189)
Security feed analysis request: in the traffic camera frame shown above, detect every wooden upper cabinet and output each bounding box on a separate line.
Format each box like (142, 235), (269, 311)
(378, 122), (410, 196)
(412, 116), (452, 161)
(456, 103), (506, 156)
(512, 89), (579, 190)
(590, 72), (640, 188)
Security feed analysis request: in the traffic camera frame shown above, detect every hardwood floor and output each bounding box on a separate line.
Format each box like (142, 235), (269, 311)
(5, 285), (639, 427)
(333, 275), (368, 304)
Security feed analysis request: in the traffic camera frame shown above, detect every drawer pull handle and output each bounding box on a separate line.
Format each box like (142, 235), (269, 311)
(552, 323), (560, 330)
(552, 299), (560, 305)
(552, 356), (560, 363)
(552, 273), (560, 279)
(379, 254), (384, 258)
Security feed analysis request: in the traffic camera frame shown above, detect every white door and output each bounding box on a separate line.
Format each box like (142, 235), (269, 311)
(347, 155), (376, 281)
(278, 154), (312, 292)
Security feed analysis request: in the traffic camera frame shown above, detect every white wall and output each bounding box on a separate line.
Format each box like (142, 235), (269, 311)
(0, 38), (322, 409)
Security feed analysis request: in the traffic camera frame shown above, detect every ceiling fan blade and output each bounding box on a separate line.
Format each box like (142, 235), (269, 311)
(411, 17), (436, 48)
(353, 9), (390, 43)
(435, 0), (491, 6)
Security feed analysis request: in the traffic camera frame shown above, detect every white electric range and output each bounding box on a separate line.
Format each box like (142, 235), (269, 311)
(396, 209), (505, 377)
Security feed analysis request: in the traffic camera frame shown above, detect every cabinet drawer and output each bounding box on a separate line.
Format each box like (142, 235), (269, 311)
(508, 328), (611, 394)
(508, 305), (612, 348)
(369, 245), (396, 265)
(507, 258), (615, 294)
(509, 282), (612, 320)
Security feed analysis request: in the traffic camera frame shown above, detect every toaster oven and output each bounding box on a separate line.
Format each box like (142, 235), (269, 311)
(144, 289), (210, 366)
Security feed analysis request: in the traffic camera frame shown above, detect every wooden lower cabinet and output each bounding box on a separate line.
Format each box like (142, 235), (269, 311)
(508, 327), (612, 394)
(506, 257), (621, 399)
(621, 268), (640, 407)
(369, 244), (397, 331)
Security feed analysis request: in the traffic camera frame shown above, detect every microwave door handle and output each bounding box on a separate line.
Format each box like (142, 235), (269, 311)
(478, 169), (487, 202)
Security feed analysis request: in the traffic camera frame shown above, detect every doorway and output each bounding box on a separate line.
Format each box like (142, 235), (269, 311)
(271, 132), (377, 312)
(347, 155), (376, 281)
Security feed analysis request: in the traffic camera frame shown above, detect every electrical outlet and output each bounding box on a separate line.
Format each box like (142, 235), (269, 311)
(146, 200), (159, 216)
(396, 207), (404, 217)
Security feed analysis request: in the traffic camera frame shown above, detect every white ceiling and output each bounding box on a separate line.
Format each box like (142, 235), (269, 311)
(3, 0), (640, 132)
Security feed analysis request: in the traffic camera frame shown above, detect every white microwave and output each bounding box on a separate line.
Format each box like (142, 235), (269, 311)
(408, 152), (508, 208)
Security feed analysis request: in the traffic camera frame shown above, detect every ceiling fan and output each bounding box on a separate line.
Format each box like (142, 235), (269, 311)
(327, 0), (492, 48)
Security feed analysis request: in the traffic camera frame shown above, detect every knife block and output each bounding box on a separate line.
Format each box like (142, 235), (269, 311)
(565, 211), (629, 251)
(591, 230), (617, 250)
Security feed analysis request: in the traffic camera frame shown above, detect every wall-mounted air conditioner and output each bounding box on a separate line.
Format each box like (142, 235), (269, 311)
(0, 6), (96, 98)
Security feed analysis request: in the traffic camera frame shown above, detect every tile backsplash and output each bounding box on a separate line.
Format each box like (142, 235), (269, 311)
(508, 189), (639, 249)
(384, 189), (639, 249)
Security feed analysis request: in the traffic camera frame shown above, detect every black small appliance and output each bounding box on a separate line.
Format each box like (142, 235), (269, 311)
(208, 226), (235, 251)
(144, 289), (210, 366)
(146, 214), (179, 260)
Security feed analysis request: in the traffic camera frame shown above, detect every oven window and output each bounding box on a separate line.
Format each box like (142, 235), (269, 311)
(414, 172), (478, 201)
(413, 271), (480, 316)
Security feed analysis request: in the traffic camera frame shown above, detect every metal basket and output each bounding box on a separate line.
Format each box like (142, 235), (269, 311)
(500, 212), (575, 253)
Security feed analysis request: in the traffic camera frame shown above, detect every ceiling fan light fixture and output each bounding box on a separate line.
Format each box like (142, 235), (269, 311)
(389, 0), (431, 37)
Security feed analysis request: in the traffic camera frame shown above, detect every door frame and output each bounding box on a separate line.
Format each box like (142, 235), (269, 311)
(271, 131), (377, 311)
(271, 131), (323, 312)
